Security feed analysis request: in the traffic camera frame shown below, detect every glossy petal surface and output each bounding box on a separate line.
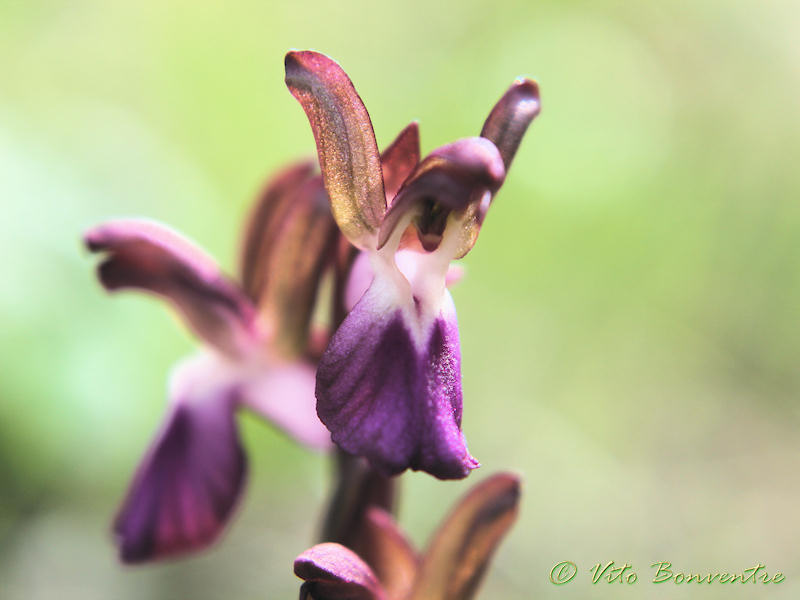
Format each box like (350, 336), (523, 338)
(113, 355), (246, 563)
(85, 219), (257, 357)
(285, 51), (386, 249)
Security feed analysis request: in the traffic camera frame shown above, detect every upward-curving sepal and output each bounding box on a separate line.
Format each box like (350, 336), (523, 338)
(295, 543), (388, 600)
(85, 219), (258, 358)
(480, 78), (540, 171)
(410, 473), (521, 600)
(113, 354), (247, 563)
(285, 51), (386, 250)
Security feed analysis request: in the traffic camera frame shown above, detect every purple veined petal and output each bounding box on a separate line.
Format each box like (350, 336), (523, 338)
(239, 159), (317, 303)
(316, 281), (479, 480)
(377, 138), (505, 259)
(113, 353), (247, 563)
(238, 359), (333, 451)
(480, 77), (540, 171)
(85, 219), (259, 358)
(380, 121), (420, 204)
(410, 473), (521, 600)
(285, 50), (386, 250)
(294, 542), (388, 600)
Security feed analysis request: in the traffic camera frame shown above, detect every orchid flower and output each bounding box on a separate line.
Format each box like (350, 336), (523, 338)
(295, 473), (521, 600)
(84, 114), (455, 561)
(285, 51), (540, 480)
(84, 160), (344, 562)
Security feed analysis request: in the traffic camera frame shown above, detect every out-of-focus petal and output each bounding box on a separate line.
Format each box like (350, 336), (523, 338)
(239, 159), (316, 303)
(256, 176), (341, 357)
(357, 507), (419, 600)
(480, 78), (540, 171)
(380, 122), (420, 203)
(113, 353), (246, 563)
(294, 542), (387, 600)
(316, 284), (478, 480)
(285, 50), (386, 249)
(410, 473), (521, 600)
(377, 138), (505, 258)
(85, 219), (258, 357)
(238, 359), (332, 451)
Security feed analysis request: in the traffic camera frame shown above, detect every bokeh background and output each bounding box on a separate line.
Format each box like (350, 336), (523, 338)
(2, 0), (800, 598)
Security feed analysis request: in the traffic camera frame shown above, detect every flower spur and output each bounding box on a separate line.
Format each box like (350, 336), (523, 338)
(285, 51), (540, 480)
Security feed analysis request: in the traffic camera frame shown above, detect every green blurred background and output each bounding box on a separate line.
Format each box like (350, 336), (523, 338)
(2, 0), (800, 598)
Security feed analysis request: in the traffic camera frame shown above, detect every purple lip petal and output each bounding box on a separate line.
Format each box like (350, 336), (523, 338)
(113, 356), (246, 563)
(285, 51), (386, 249)
(480, 77), (541, 171)
(85, 219), (258, 358)
(239, 361), (333, 451)
(410, 473), (521, 600)
(380, 121), (420, 204)
(357, 507), (419, 600)
(377, 138), (505, 257)
(294, 542), (388, 600)
(239, 159), (317, 304)
(316, 285), (478, 480)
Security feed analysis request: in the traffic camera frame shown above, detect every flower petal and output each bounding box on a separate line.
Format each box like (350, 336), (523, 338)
(285, 51), (386, 249)
(380, 121), (420, 203)
(257, 177), (341, 357)
(480, 78), (541, 171)
(294, 543), (387, 600)
(238, 359), (333, 451)
(85, 219), (258, 357)
(410, 473), (521, 600)
(239, 159), (317, 303)
(316, 284), (478, 480)
(377, 138), (505, 258)
(113, 354), (247, 563)
(357, 507), (419, 600)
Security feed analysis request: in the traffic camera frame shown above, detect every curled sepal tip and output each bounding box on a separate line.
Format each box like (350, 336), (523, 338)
(480, 77), (540, 171)
(285, 51), (386, 249)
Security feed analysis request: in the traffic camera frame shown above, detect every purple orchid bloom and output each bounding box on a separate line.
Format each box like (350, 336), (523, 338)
(84, 160), (346, 562)
(294, 472), (521, 600)
(285, 51), (540, 480)
(85, 117), (456, 562)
